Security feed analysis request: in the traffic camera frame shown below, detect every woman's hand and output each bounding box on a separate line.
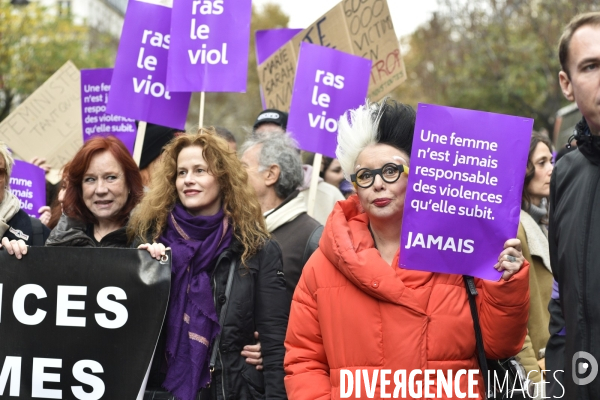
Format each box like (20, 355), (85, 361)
(137, 242), (169, 261)
(241, 331), (263, 370)
(38, 206), (51, 227)
(0, 237), (28, 259)
(494, 238), (525, 281)
(29, 157), (52, 174)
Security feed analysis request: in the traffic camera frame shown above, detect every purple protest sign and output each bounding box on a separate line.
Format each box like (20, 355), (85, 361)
(255, 29), (302, 65)
(9, 160), (46, 218)
(106, 0), (191, 130)
(399, 104), (533, 280)
(167, 0), (252, 92)
(81, 68), (137, 154)
(287, 43), (371, 158)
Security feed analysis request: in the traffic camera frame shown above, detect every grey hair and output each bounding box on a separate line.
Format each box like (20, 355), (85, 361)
(336, 100), (381, 180)
(0, 141), (15, 179)
(241, 132), (303, 200)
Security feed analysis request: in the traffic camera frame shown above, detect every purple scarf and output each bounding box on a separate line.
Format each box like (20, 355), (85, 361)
(159, 203), (232, 400)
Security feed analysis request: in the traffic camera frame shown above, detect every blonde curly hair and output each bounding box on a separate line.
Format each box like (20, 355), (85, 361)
(128, 128), (269, 265)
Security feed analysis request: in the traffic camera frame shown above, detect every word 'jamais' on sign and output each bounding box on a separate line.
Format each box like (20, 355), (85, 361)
(309, 70), (345, 133)
(404, 231), (475, 253)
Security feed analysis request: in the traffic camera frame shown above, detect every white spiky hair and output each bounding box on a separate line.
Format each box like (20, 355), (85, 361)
(336, 99), (383, 180)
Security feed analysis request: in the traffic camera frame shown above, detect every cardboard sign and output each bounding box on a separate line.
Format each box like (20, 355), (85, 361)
(0, 247), (171, 398)
(81, 68), (137, 154)
(399, 104), (532, 280)
(257, 0), (405, 112)
(287, 43), (371, 158)
(0, 61), (83, 183)
(9, 160), (46, 218)
(106, 0), (191, 130)
(167, 0), (252, 92)
(255, 29), (303, 65)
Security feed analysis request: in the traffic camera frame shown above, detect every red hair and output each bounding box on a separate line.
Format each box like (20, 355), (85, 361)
(63, 136), (143, 226)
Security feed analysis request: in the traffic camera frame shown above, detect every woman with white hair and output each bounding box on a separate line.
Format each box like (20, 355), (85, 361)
(283, 99), (530, 399)
(0, 141), (50, 252)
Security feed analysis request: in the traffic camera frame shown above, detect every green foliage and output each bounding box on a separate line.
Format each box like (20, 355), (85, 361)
(0, 0), (117, 121)
(188, 3), (290, 141)
(394, 0), (600, 132)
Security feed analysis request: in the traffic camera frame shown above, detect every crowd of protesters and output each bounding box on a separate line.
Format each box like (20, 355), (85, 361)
(1, 11), (599, 400)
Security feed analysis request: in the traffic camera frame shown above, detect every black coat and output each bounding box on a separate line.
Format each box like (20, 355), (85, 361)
(548, 118), (600, 399)
(45, 214), (129, 248)
(209, 238), (289, 400)
(2, 209), (49, 245)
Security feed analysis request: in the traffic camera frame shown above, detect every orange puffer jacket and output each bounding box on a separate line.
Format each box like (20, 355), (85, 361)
(284, 196), (529, 400)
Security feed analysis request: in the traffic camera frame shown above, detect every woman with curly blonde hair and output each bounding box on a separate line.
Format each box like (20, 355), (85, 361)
(129, 129), (288, 400)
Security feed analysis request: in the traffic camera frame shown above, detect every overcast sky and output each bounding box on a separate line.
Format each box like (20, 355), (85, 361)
(252, 0), (439, 38)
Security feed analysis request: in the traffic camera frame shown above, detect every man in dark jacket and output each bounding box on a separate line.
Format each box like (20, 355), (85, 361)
(240, 133), (322, 297)
(548, 12), (600, 399)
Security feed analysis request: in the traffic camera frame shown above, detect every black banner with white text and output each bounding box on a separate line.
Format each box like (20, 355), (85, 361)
(0, 247), (171, 399)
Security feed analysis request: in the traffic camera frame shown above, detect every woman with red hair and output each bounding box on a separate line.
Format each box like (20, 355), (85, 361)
(44, 136), (144, 248)
(1, 137), (146, 256)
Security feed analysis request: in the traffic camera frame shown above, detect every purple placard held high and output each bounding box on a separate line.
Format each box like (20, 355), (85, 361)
(287, 43), (371, 158)
(399, 104), (533, 280)
(167, 0), (252, 92)
(81, 68), (137, 154)
(10, 160), (46, 219)
(255, 29), (302, 65)
(106, 0), (191, 130)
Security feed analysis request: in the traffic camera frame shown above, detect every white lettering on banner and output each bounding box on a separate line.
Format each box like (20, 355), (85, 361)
(187, 44), (229, 65)
(56, 286), (87, 327)
(404, 231), (475, 253)
(190, 20), (210, 39)
(13, 284), (47, 325)
(0, 356), (21, 396)
(72, 360), (105, 400)
(2, 284), (129, 328)
(0, 357), (106, 399)
(186, 0), (229, 66)
(95, 287), (128, 329)
(133, 30), (172, 100)
(191, 0), (223, 15)
(9, 177), (32, 187)
(340, 369), (480, 399)
(32, 358), (62, 399)
(308, 69), (346, 133)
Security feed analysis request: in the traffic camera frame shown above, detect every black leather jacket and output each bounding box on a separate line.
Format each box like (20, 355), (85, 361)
(209, 238), (288, 400)
(45, 214), (129, 248)
(548, 118), (600, 399)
